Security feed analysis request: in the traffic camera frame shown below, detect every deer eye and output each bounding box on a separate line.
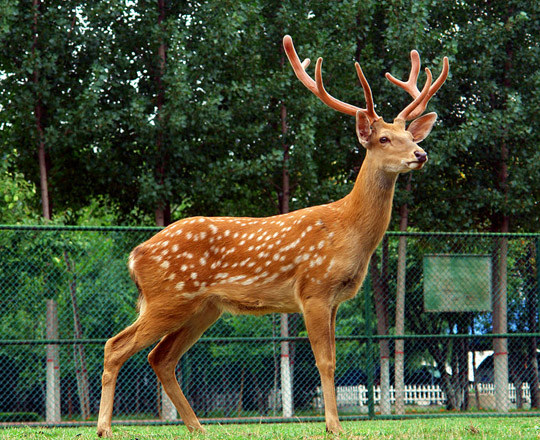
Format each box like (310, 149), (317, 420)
(379, 137), (390, 144)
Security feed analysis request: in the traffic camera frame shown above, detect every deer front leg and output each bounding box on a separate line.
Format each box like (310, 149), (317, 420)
(302, 297), (343, 434)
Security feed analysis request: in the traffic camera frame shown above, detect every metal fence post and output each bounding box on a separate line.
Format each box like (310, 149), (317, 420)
(46, 299), (60, 423)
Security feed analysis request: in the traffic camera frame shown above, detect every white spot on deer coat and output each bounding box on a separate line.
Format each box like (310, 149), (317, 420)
(175, 282), (185, 291)
(181, 291), (201, 299)
(294, 253), (311, 264)
(263, 273), (279, 283)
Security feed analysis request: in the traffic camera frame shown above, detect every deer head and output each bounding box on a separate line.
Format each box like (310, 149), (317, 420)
(283, 35), (449, 175)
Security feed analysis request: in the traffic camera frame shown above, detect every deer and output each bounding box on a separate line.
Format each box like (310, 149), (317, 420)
(96, 35), (449, 437)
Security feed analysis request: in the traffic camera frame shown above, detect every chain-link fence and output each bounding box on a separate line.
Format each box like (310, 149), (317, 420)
(0, 226), (539, 425)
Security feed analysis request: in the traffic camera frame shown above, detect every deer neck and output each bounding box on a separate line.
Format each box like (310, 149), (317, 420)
(339, 155), (397, 249)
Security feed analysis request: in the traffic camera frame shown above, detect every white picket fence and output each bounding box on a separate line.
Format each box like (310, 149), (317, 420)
(313, 383), (536, 408)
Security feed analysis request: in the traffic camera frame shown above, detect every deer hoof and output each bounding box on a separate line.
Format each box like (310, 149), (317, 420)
(97, 426), (113, 438)
(326, 422), (344, 435)
(186, 423), (207, 434)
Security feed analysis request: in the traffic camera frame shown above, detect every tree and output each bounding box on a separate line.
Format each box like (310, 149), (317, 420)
(0, 1), (107, 219)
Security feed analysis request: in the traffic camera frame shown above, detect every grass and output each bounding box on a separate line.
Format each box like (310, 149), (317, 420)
(1, 418), (540, 440)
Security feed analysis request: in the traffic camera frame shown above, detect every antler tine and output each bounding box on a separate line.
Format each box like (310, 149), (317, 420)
(396, 68), (433, 121)
(313, 57), (367, 117)
(387, 50), (450, 121)
(405, 56), (449, 119)
(283, 35), (379, 122)
(386, 50), (422, 98)
(282, 35), (318, 96)
(354, 62), (379, 122)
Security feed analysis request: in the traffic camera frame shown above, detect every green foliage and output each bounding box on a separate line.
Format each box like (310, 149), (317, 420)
(0, 1), (538, 229)
(0, 412), (41, 422)
(0, 151), (39, 223)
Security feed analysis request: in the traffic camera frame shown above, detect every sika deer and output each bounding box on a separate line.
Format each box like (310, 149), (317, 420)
(97, 36), (449, 437)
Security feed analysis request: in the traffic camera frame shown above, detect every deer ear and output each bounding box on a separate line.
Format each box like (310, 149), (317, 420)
(407, 112), (437, 143)
(355, 111), (372, 146)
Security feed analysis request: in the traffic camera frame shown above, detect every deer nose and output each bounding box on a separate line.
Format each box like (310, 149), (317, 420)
(414, 151), (428, 163)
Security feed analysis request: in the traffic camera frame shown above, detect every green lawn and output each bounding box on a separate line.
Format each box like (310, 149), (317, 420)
(1, 418), (539, 440)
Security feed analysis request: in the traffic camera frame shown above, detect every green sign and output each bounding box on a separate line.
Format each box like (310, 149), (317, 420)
(423, 254), (492, 312)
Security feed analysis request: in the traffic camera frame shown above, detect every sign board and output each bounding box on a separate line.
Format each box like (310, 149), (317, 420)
(423, 254), (492, 312)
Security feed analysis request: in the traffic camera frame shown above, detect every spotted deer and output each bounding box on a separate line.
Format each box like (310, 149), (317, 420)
(97, 35), (449, 437)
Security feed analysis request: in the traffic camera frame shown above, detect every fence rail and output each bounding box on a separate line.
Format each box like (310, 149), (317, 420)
(0, 226), (538, 426)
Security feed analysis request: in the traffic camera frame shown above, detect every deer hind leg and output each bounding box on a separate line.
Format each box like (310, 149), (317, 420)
(97, 311), (178, 438)
(302, 297), (343, 434)
(148, 302), (222, 432)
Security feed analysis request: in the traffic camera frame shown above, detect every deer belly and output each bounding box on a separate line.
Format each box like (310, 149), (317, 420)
(213, 282), (299, 315)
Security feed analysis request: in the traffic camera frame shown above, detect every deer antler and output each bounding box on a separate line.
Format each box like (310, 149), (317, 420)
(386, 50), (449, 121)
(283, 35), (380, 123)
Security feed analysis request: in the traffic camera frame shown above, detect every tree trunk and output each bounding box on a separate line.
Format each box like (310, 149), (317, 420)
(279, 102), (294, 417)
(32, 0), (51, 220)
(490, 8), (514, 413)
(46, 300), (60, 422)
(395, 175), (411, 414)
(64, 250), (90, 420)
(431, 340), (458, 409)
(154, 0), (175, 416)
(370, 238), (390, 415)
(457, 316), (470, 410)
(492, 230), (509, 413)
(154, 0), (170, 227)
(491, 126), (510, 413)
